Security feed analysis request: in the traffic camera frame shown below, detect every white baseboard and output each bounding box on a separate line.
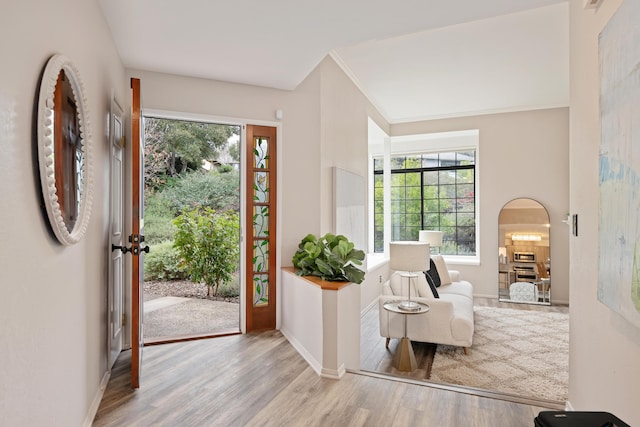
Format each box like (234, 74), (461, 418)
(280, 326), (323, 376)
(473, 293), (497, 299)
(361, 298), (377, 317)
(473, 293), (570, 307)
(321, 364), (345, 379)
(83, 370), (111, 427)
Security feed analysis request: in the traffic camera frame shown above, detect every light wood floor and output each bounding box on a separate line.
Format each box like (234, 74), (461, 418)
(94, 327), (556, 426)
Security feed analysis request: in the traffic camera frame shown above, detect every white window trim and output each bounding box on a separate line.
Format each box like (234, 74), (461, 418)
(368, 125), (481, 266)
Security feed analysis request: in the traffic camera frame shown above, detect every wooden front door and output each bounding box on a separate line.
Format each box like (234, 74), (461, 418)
(245, 125), (277, 331)
(130, 77), (145, 388)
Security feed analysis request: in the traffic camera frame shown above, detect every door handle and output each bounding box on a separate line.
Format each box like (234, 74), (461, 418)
(111, 244), (132, 254)
(112, 234), (150, 255)
(131, 245), (150, 255)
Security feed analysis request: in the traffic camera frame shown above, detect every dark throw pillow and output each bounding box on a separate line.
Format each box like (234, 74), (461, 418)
(426, 259), (441, 287)
(424, 271), (440, 298)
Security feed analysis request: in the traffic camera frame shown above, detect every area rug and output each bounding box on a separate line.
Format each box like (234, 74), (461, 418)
(429, 306), (569, 402)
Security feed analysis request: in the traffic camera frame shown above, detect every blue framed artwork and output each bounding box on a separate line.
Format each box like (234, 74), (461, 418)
(598, 0), (640, 328)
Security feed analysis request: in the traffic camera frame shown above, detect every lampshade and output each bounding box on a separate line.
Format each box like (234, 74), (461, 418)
(389, 241), (430, 272)
(419, 230), (443, 247)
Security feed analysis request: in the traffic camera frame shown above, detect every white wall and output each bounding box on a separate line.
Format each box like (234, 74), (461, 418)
(391, 108), (570, 304)
(315, 57), (392, 312)
(569, 0), (640, 424)
(0, 0), (127, 425)
(317, 57), (385, 237)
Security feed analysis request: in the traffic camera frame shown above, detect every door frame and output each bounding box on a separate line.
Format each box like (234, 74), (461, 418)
(245, 125), (278, 331)
(135, 109), (282, 333)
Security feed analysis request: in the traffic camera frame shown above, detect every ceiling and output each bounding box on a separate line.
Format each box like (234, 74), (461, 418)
(97, 0), (569, 123)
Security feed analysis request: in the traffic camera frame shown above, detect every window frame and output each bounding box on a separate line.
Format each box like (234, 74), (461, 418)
(368, 128), (480, 266)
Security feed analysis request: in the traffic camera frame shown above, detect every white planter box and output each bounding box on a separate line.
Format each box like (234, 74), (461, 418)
(281, 267), (361, 378)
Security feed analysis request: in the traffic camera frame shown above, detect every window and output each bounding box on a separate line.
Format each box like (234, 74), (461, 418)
(369, 127), (479, 260)
(374, 151), (476, 255)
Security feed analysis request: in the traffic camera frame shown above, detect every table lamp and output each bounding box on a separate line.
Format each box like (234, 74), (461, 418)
(419, 230), (443, 250)
(389, 241), (430, 311)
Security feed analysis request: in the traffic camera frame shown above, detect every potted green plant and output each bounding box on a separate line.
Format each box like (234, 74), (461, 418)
(292, 233), (365, 284)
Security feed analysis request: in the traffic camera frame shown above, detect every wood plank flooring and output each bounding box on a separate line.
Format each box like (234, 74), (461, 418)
(93, 327), (556, 426)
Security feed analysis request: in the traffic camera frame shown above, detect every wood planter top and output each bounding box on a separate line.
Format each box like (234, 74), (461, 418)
(282, 267), (353, 291)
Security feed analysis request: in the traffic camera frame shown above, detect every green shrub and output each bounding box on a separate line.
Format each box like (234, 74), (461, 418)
(216, 274), (240, 298)
(173, 207), (240, 296)
(218, 164), (234, 173)
(144, 195), (176, 244)
(162, 170), (240, 214)
(144, 240), (188, 281)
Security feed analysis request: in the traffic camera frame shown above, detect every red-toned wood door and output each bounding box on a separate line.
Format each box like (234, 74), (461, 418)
(130, 77), (145, 388)
(245, 125), (277, 331)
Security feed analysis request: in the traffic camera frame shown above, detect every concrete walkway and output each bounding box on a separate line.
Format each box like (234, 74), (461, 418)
(143, 297), (240, 339)
(144, 296), (190, 313)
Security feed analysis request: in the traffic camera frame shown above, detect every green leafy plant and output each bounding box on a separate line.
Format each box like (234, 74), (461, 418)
(144, 240), (188, 281)
(292, 233), (365, 283)
(173, 207), (240, 296)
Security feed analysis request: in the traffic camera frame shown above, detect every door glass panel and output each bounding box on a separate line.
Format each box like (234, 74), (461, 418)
(254, 171), (269, 202)
(253, 206), (269, 237)
(252, 135), (270, 307)
(254, 137), (269, 168)
(253, 274), (269, 307)
(253, 239), (269, 273)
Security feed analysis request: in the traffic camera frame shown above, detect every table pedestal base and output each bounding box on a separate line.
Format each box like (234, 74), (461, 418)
(393, 337), (417, 372)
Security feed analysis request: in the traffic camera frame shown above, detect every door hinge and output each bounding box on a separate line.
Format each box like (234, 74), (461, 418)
(122, 313), (126, 326)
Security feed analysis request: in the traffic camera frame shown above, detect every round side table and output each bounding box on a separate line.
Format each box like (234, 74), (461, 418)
(383, 301), (430, 372)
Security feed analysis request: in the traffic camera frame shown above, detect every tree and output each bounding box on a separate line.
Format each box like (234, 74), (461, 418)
(173, 207), (240, 296)
(144, 118), (240, 190)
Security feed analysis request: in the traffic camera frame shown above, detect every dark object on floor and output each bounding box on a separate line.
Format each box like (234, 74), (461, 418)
(534, 411), (630, 427)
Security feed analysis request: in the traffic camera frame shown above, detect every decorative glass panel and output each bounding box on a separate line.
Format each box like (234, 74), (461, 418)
(253, 206), (269, 237)
(254, 137), (269, 169)
(246, 125), (277, 329)
(253, 274), (269, 306)
(254, 171), (269, 203)
(253, 239), (269, 273)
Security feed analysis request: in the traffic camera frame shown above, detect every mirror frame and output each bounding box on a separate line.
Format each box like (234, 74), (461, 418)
(37, 54), (94, 245)
(498, 197), (551, 305)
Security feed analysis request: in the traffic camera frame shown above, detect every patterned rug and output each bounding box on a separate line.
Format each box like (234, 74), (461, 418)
(429, 306), (569, 402)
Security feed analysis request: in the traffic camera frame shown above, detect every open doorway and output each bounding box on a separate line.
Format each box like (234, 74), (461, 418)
(141, 116), (242, 343)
